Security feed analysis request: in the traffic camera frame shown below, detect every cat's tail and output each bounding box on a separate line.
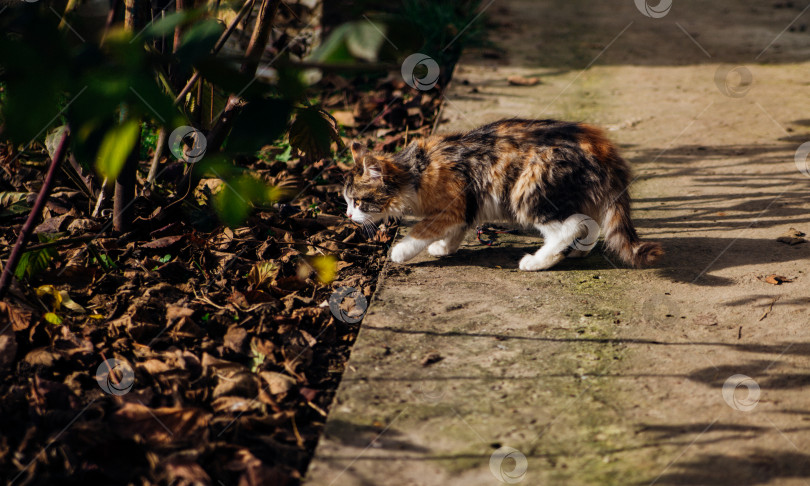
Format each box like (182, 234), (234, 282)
(601, 193), (663, 268)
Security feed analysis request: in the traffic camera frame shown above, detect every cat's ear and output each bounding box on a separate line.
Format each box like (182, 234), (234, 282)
(398, 141), (419, 161)
(350, 142), (366, 163)
(363, 158), (383, 181)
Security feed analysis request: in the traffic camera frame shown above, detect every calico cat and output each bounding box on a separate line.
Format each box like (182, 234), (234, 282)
(343, 118), (662, 271)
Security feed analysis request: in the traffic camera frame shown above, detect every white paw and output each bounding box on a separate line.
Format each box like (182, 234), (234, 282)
(390, 243), (410, 263)
(519, 254), (554, 271)
(428, 240), (451, 257)
(390, 237), (429, 263)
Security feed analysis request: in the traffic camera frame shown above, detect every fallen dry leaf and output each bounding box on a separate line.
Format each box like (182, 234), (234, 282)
(0, 327), (17, 371)
(261, 371), (297, 395)
(142, 234), (186, 249)
(331, 110), (355, 127)
(764, 274), (793, 285)
(420, 352), (444, 367)
(0, 15), (420, 485)
(111, 402), (210, 445)
(161, 455), (212, 486)
(776, 228), (807, 245)
(139, 358), (172, 375)
(0, 301), (32, 331)
(212, 371), (258, 398)
(507, 75), (540, 86)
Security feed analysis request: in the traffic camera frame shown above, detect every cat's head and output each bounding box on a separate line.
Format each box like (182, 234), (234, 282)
(343, 142), (411, 225)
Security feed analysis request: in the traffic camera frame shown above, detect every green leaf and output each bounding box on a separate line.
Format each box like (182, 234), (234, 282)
(0, 18), (70, 144)
(276, 145), (292, 162)
(175, 19), (225, 65)
(307, 23), (355, 64)
(214, 175), (282, 227)
(307, 18), (419, 64)
(195, 58), (273, 100)
(0, 192), (30, 208)
(226, 98), (292, 154)
(44, 312), (63, 325)
(102, 27), (148, 70)
(70, 74), (131, 131)
(345, 20), (388, 62)
(141, 10), (203, 38)
(100, 254), (118, 270)
(128, 74), (184, 126)
(95, 118), (140, 180)
(288, 107), (342, 160)
(15, 247), (58, 280)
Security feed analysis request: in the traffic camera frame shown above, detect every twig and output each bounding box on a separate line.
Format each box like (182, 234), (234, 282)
(92, 177), (108, 218)
(0, 128), (71, 299)
(4, 235), (101, 254)
(759, 296), (780, 321)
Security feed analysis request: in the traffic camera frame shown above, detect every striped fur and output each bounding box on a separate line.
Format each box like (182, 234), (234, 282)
(343, 119), (663, 270)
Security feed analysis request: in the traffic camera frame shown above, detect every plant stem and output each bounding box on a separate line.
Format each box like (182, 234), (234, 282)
(241, 0), (282, 76)
(113, 144), (139, 232)
(100, 0), (121, 46)
(175, 0), (280, 201)
(114, 0), (144, 232)
(146, 127), (167, 184)
(171, 0), (187, 90)
(174, 0), (257, 105)
(0, 129), (71, 300)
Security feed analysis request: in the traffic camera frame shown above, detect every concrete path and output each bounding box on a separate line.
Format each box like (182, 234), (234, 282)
(306, 1), (810, 484)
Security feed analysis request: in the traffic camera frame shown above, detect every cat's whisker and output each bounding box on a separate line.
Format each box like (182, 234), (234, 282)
(361, 219), (378, 238)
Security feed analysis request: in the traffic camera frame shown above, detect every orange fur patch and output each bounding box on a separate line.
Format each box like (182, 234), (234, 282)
(577, 124), (616, 163)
